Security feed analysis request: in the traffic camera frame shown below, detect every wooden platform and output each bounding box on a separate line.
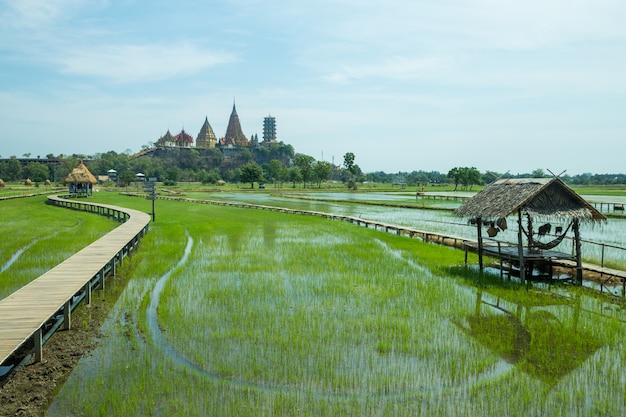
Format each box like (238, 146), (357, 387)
(464, 240), (582, 281)
(473, 241), (576, 263)
(0, 195), (150, 367)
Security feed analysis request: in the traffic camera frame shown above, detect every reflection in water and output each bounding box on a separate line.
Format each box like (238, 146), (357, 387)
(456, 290), (602, 386)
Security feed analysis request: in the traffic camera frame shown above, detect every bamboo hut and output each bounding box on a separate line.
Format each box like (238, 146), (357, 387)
(455, 177), (606, 283)
(64, 160), (98, 197)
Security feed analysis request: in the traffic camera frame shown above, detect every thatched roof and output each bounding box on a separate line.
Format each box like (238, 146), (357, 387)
(454, 178), (606, 223)
(64, 160), (98, 184)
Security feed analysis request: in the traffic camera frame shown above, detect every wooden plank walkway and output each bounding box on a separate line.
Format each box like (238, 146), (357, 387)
(0, 195), (150, 367)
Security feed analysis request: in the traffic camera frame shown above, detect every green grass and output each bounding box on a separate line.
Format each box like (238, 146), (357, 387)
(44, 192), (626, 417)
(0, 195), (118, 299)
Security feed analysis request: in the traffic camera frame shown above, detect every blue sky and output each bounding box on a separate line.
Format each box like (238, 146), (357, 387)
(1, 0), (625, 175)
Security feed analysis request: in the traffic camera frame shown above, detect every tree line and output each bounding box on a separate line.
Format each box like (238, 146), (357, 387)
(2, 149), (626, 189)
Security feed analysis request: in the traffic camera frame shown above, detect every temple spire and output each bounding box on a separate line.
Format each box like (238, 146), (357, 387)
(224, 100), (248, 146)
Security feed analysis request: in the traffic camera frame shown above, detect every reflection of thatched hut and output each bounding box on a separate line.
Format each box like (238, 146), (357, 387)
(456, 291), (601, 386)
(64, 160), (98, 196)
(455, 177), (606, 283)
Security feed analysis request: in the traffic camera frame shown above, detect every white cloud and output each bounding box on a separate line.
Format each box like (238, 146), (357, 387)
(59, 41), (235, 83)
(0, 0), (101, 29)
(324, 56), (451, 83)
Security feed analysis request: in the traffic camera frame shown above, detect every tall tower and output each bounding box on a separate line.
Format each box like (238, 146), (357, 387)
(263, 115), (277, 143)
(196, 117), (217, 148)
(223, 101), (248, 146)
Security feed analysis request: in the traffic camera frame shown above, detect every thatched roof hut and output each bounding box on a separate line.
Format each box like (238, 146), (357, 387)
(455, 178), (605, 223)
(455, 177), (606, 283)
(64, 160), (97, 196)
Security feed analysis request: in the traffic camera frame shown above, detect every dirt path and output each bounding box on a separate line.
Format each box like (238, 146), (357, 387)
(0, 273), (129, 417)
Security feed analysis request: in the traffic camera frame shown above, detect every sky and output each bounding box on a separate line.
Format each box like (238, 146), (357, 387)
(1, 0), (625, 175)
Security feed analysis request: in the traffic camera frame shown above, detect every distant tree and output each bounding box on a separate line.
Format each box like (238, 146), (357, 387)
(448, 166), (482, 190)
(239, 162), (264, 188)
(313, 161), (332, 188)
(118, 171), (135, 187)
(447, 167), (462, 190)
(203, 168), (221, 184)
(295, 154), (315, 188)
(288, 166), (302, 188)
(165, 167), (181, 182)
(265, 159), (283, 186)
(2, 157), (22, 181)
(464, 167), (482, 190)
(223, 168), (239, 183)
(531, 168), (547, 178)
(343, 152), (355, 173)
(24, 162), (50, 183)
(343, 152), (358, 189)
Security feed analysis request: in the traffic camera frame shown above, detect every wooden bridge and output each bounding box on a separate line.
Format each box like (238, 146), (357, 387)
(0, 195), (150, 370)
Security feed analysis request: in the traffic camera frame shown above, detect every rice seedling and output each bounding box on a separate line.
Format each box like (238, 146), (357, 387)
(45, 193), (626, 416)
(0, 195), (117, 299)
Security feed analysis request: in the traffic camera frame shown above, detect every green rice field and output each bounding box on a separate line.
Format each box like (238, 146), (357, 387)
(0, 195), (117, 299)
(33, 192), (626, 416)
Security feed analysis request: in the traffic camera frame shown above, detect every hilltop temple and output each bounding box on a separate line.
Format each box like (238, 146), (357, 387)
(155, 102), (278, 153)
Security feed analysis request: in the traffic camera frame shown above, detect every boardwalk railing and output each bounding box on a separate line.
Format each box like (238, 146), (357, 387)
(0, 195), (150, 370)
(125, 192), (626, 285)
(124, 193), (471, 249)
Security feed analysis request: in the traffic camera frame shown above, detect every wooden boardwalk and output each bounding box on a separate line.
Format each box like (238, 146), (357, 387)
(0, 195), (150, 367)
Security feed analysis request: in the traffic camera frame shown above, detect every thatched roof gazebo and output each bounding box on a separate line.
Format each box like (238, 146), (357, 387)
(64, 160), (98, 197)
(455, 177), (606, 283)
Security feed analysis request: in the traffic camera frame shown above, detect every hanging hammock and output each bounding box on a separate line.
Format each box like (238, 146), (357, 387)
(522, 221), (573, 250)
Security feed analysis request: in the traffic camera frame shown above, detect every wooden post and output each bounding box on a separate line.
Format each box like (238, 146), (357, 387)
(86, 282), (92, 304)
(517, 209), (526, 283)
(573, 218), (583, 285)
(33, 328), (43, 363)
(63, 300), (71, 330)
(476, 217), (484, 271)
(464, 244), (468, 265)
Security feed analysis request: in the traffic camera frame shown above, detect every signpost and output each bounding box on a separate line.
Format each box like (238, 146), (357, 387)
(143, 177), (157, 221)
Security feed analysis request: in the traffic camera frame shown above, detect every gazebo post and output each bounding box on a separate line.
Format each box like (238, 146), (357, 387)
(573, 218), (583, 285)
(476, 217), (483, 271)
(517, 209), (526, 283)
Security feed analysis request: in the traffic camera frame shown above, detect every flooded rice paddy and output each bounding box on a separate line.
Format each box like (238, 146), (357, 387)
(194, 191), (626, 269)
(47, 193), (626, 416)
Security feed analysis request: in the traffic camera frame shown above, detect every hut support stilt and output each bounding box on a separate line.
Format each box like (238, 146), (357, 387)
(517, 209), (526, 283)
(573, 218), (583, 285)
(476, 217), (484, 271)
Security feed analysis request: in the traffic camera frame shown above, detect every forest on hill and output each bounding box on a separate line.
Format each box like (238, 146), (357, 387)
(2, 145), (626, 189)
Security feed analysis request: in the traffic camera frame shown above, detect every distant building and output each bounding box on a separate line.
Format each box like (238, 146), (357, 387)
(65, 159), (97, 196)
(152, 101), (279, 157)
(196, 117), (217, 149)
(220, 102), (248, 147)
(173, 129), (194, 148)
(263, 115), (277, 143)
(156, 129), (194, 148)
(156, 130), (175, 147)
